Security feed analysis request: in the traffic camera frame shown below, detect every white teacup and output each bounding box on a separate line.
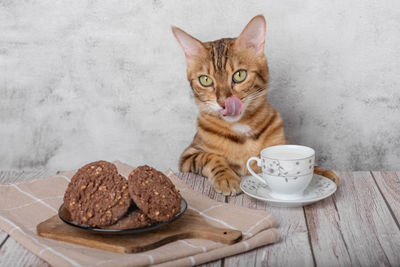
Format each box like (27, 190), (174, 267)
(247, 145), (315, 200)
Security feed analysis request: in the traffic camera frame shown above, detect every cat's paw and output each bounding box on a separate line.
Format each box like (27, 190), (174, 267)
(212, 173), (242, 196)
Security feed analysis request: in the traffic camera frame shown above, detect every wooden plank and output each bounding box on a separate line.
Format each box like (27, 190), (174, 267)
(224, 194), (314, 266)
(308, 171), (400, 266)
(0, 236), (49, 267)
(200, 260), (222, 267)
(177, 172), (224, 267)
(0, 169), (53, 183)
(0, 230), (8, 247)
(371, 171), (400, 225)
(304, 188), (352, 266)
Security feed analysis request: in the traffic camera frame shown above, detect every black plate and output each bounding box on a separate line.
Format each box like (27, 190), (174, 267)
(58, 198), (187, 235)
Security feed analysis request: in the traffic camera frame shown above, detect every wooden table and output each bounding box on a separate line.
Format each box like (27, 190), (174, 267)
(1, 169), (399, 266)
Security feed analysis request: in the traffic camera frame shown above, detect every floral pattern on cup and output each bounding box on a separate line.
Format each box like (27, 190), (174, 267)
(261, 159), (314, 182)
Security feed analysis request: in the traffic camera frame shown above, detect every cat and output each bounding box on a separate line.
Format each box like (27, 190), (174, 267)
(172, 15), (339, 196)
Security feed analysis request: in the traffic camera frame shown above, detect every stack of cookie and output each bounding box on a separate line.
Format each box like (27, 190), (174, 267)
(63, 161), (182, 229)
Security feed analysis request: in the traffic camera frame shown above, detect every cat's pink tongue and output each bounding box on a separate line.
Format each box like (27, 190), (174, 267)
(220, 96), (243, 116)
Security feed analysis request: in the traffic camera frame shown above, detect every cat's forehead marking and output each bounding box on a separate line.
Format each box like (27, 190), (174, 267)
(208, 38), (235, 72)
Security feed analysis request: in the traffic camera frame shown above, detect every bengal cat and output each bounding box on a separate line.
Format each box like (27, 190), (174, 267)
(172, 15), (339, 196)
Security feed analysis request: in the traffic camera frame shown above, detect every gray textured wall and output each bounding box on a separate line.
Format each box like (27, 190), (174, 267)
(1, 0), (399, 172)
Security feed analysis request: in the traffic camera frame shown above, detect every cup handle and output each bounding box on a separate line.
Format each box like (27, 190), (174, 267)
(247, 157), (267, 185)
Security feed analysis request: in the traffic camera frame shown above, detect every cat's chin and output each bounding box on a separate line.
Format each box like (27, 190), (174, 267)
(220, 113), (244, 123)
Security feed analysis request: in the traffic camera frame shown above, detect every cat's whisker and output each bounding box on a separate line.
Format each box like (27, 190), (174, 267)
(199, 101), (219, 115)
(243, 91), (267, 104)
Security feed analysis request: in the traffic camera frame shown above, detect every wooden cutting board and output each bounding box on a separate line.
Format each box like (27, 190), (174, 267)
(37, 209), (242, 253)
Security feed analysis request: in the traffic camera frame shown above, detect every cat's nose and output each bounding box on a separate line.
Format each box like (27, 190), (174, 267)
(217, 99), (226, 108)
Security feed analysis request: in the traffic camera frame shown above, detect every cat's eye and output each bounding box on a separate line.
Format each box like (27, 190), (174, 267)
(232, 70), (247, 83)
(199, 75), (213, 87)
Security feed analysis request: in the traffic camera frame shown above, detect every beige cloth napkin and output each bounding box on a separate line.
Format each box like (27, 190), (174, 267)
(0, 161), (279, 267)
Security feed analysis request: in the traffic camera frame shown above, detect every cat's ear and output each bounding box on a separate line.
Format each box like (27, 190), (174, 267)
(172, 26), (207, 62)
(234, 15), (266, 56)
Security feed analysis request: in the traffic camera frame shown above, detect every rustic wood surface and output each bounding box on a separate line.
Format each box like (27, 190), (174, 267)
(371, 171), (400, 224)
(224, 196), (314, 266)
(1, 170), (400, 267)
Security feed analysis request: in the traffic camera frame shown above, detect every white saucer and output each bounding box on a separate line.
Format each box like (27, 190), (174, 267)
(240, 173), (337, 208)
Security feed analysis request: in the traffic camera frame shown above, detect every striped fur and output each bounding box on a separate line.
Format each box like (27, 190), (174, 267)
(173, 16), (339, 195)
